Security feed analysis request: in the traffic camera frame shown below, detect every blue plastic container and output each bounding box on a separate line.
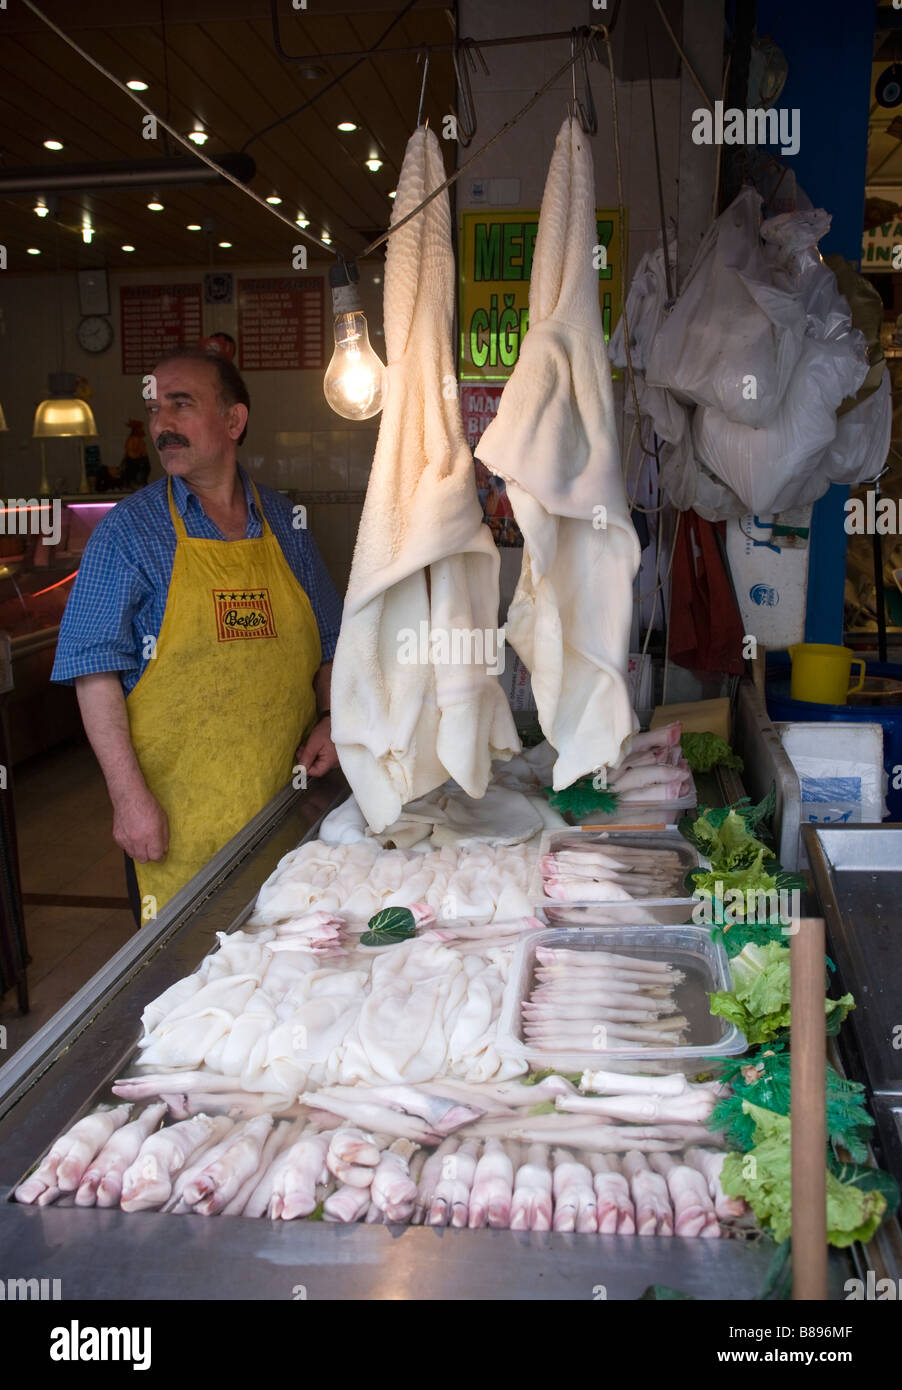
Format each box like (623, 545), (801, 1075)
(766, 654), (902, 822)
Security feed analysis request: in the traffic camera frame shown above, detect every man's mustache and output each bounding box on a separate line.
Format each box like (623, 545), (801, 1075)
(156, 431), (190, 449)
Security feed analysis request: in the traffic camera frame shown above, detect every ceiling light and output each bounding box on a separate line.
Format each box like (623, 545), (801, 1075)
(296, 214), (310, 227)
(321, 232), (332, 244)
(266, 194), (282, 205)
(43, 139), (63, 151)
(186, 223), (202, 231)
(82, 225), (94, 244)
(34, 202), (48, 218)
(121, 244), (135, 252)
(147, 200), (164, 211)
(337, 121), (357, 133)
(218, 240), (232, 248)
(388, 190), (397, 199)
(27, 247), (41, 255)
(126, 79), (149, 91)
(188, 129), (208, 145)
(365, 158), (383, 172)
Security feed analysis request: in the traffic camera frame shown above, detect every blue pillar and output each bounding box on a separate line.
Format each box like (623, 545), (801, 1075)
(753, 0), (876, 642)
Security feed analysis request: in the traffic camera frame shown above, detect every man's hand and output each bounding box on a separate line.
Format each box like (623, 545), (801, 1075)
(112, 785), (170, 863)
(295, 715), (339, 779)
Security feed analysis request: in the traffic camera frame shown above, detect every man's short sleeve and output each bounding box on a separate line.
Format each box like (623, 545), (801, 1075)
(297, 534), (343, 663)
(51, 522), (148, 685)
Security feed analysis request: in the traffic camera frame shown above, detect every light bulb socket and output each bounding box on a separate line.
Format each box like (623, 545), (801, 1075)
(329, 257), (362, 314)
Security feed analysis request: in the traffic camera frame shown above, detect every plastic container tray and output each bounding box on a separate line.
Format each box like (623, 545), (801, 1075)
(497, 925), (745, 1077)
(532, 828), (703, 927)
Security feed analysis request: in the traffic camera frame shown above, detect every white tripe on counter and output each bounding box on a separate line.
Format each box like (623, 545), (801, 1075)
(318, 781), (560, 851)
(251, 837), (536, 926)
(131, 910), (534, 1097)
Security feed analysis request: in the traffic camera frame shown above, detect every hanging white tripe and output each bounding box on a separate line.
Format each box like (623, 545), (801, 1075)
(330, 126), (520, 834)
(477, 116), (641, 788)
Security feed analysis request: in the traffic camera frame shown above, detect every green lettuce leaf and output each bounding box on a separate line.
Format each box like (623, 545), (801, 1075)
(680, 731), (743, 773)
(690, 848), (779, 898)
(708, 944), (854, 1045)
(720, 1102), (887, 1247)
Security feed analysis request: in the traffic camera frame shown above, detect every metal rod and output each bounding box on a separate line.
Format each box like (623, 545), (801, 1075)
(791, 916), (828, 1301)
(271, 17), (604, 64)
(645, 28), (674, 304)
(872, 524), (888, 664)
(0, 154), (256, 196)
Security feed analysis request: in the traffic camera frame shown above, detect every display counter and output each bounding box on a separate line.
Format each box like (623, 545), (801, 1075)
(0, 770), (839, 1302)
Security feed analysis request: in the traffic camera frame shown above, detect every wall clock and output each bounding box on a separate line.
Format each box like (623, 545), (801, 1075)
(77, 314), (114, 353)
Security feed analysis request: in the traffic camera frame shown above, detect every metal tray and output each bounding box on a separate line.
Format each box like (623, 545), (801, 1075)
(803, 823), (902, 1093)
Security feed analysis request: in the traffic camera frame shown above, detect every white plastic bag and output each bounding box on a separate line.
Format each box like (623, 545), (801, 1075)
(646, 187), (806, 426)
(692, 332), (868, 516)
(821, 369), (891, 488)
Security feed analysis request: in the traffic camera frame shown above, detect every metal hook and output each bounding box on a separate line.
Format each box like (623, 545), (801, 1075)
(417, 47), (430, 127)
(568, 28), (598, 136)
(453, 38), (487, 147)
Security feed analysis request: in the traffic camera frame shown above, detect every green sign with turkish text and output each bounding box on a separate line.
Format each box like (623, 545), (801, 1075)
(459, 208), (625, 380)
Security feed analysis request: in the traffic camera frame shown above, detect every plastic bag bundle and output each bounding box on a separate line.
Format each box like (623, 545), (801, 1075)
(646, 187), (807, 428)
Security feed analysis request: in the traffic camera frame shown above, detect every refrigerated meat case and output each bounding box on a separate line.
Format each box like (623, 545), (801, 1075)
(0, 770), (852, 1301)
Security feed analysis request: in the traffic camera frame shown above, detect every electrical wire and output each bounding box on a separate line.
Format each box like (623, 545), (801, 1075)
(653, 0), (715, 111)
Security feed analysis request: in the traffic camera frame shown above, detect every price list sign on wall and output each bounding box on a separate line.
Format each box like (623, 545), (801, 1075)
(120, 284), (203, 374)
(238, 277), (324, 370)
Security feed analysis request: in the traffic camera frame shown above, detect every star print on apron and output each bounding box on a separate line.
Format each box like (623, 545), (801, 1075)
(126, 478), (321, 913)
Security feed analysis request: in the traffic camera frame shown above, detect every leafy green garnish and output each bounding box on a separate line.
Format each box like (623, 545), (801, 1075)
(680, 731), (743, 773)
(720, 1102), (887, 1247)
(359, 906), (417, 947)
(528, 1100), (557, 1116)
(543, 778), (619, 819)
(708, 942), (855, 1045)
(709, 1044), (874, 1162)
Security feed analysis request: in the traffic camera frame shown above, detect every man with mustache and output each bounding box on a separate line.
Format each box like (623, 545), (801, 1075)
(52, 346), (341, 919)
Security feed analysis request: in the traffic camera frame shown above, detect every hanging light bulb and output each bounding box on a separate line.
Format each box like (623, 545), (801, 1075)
(323, 258), (385, 421)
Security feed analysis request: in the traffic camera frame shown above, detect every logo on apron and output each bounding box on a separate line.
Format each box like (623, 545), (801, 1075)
(213, 588), (278, 641)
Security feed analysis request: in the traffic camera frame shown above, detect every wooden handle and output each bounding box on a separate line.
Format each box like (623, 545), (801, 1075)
(791, 916), (828, 1300)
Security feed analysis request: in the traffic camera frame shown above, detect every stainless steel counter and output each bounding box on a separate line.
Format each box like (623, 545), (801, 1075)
(0, 775), (821, 1300)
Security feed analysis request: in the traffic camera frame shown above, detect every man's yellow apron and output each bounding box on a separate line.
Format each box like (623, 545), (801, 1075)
(126, 478), (321, 912)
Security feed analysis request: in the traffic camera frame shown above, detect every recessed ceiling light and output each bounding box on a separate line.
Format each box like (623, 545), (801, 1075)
(337, 121), (357, 132)
(147, 200), (164, 211)
(365, 158), (383, 172)
(321, 232), (332, 244)
(218, 240), (232, 248)
(34, 202), (49, 218)
(296, 214), (310, 227)
(27, 247), (41, 255)
(186, 223), (202, 231)
(388, 190), (397, 199)
(188, 129), (208, 145)
(121, 244), (136, 252)
(43, 139), (63, 151)
(126, 79), (149, 91)
(265, 194), (282, 205)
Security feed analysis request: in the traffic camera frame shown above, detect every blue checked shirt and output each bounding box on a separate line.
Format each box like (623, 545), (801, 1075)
(52, 467), (342, 695)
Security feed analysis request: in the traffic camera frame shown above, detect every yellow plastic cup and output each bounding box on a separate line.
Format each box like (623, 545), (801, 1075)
(788, 643), (866, 705)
